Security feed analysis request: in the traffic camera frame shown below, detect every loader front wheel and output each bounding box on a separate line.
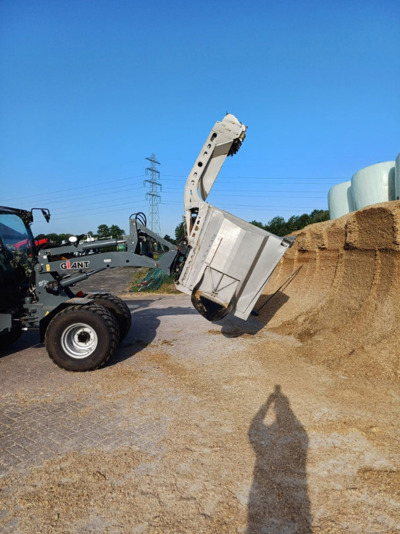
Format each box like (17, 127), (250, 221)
(87, 293), (132, 341)
(45, 303), (120, 371)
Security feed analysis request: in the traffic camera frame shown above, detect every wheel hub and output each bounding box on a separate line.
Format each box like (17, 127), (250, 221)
(77, 331), (91, 343)
(61, 322), (98, 359)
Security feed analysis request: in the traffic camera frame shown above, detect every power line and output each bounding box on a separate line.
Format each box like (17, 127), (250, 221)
(2, 174), (145, 203)
(2, 174), (339, 206)
(163, 174), (349, 183)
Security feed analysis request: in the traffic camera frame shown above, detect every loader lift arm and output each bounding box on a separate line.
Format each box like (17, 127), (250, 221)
(184, 114), (247, 238)
(34, 215), (177, 309)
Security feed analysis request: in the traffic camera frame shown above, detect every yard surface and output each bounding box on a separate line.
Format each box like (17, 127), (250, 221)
(1, 267), (400, 533)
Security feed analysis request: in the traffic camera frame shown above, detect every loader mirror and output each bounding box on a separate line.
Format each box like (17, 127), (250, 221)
(42, 209), (51, 223)
(31, 208), (51, 223)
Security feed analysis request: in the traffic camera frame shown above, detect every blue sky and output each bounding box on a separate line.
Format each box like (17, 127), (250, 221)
(1, 0), (399, 238)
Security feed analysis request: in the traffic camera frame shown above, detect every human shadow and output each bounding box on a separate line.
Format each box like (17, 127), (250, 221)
(247, 385), (312, 533)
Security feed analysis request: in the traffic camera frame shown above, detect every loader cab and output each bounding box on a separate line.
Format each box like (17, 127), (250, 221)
(0, 207), (36, 312)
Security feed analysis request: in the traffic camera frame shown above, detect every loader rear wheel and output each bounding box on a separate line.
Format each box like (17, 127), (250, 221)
(86, 293), (132, 341)
(45, 303), (120, 372)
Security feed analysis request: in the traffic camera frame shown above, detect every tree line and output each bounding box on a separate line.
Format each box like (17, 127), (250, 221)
(250, 209), (329, 237)
(35, 210), (330, 245)
(35, 224), (125, 245)
(172, 209), (329, 242)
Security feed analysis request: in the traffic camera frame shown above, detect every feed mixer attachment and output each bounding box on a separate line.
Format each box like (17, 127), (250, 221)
(177, 114), (294, 322)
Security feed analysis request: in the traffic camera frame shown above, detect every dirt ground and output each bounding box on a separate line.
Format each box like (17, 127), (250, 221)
(1, 202), (400, 533)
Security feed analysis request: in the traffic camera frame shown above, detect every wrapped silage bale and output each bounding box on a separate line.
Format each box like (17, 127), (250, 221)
(351, 161), (395, 210)
(328, 181), (355, 219)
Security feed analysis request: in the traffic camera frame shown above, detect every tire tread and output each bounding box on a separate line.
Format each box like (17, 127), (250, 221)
(87, 293), (132, 340)
(45, 303), (119, 371)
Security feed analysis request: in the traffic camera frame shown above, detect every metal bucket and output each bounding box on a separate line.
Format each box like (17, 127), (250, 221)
(176, 204), (293, 321)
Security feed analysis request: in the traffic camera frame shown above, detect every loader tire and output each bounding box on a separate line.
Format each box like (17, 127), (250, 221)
(45, 303), (120, 372)
(87, 293), (132, 341)
(0, 328), (22, 350)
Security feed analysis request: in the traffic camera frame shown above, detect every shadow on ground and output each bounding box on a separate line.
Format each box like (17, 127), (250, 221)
(218, 315), (264, 338)
(0, 298), (198, 369)
(112, 300), (199, 365)
(0, 331), (43, 358)
(253, 291), (290, 326)
(247, 385), (311, 534)
(214, 291), (289, 339)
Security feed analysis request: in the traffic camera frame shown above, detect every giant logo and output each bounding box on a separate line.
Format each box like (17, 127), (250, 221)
(60, 260), (90, 270)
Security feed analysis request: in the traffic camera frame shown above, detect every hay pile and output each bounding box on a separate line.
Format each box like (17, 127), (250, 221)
(258, 201), (400, 381)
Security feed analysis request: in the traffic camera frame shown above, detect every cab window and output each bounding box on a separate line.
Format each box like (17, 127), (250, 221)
(0, 213), (34, 273)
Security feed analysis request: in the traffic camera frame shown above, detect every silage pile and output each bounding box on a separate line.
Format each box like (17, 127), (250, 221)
(257, 201), (400, 382)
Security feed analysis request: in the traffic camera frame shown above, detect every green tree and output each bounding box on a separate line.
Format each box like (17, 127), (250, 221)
(96, 224), (125, 239)
(109, 225), (125, 239)
(251, 210), (329, 237)
(34, 232), (72, 245)
(265, 216), (288, 236)
(97, 224), (110, 238)
(35, 232), (57, 243)
(58, 233), (73, 244)
(249, 221), (265, 230)
(309, 209), (329, 224)
(163, 234), (176, 244)
(175, 222), (185, 242)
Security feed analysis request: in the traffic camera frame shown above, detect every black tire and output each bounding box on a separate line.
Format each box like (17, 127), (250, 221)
(0, 328), (22, 351)
(87, 293), (132, 341)
(44, 303), (120, 372)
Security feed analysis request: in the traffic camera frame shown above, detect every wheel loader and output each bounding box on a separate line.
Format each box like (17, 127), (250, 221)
(0, 114), (294, 371)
